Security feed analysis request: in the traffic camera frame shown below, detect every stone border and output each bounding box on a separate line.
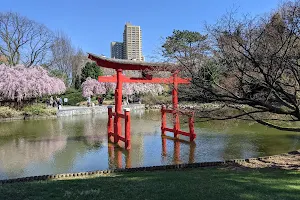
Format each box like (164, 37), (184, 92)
(1, 150), (297, 185)
(57, 104), (145, 117)
(0, 115), (58, 122)
(0, 104), (145, 122)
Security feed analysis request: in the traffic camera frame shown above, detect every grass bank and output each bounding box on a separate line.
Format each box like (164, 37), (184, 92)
(0, 167), (299, 200)
(0, 104), (56, 119)
(23, 104), (57, 116)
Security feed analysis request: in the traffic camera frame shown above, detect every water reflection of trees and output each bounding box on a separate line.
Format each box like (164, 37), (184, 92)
(0, 118), (58, 142)
(199, 119), (300, 159)
(0, 115), (109, 178)
(81, 114), (107, 148)
(47, 114), (108, 174)
(0, 136), (67, 178)
(0, 119), (64, 178)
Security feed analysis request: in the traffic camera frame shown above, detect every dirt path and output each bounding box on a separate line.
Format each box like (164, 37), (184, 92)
(237, 150), (300, 170)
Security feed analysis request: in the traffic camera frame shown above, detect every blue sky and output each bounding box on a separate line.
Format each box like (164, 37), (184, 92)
(1, 0), (283, 60)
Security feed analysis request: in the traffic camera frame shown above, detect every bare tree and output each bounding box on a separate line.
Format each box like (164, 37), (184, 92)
(71, 48), (88, 88)
(0, 12), (54, 67)
(71, 48), (87, 78)
(162, 1), (300, 131)
(50, 31), (75, 84)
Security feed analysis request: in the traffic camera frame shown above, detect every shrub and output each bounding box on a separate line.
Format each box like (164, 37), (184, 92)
(61, 88), (86, 106)
(105, 90), (114, 100)
(23, 104), (56, 116)
(142, 94), (172, 106)
(0, 106), (22, 118)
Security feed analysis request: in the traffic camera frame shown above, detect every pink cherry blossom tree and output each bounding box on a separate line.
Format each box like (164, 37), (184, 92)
(122, 83), (164, 104)
(0, 64), (66, 103)
(81, 77), (164, 104)
(81, 77), (112, 98)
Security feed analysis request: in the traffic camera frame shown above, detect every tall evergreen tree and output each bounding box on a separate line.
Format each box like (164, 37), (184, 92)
(80, 62), (103, 84)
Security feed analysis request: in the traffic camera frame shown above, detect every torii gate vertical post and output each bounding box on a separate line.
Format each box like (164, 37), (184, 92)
(172, 71), (180, 139)
(114, 69), (123, 143)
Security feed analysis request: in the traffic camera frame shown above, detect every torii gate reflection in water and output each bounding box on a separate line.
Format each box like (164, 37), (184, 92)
(108, 138), (196, 168)
(88, 53), (196, 150)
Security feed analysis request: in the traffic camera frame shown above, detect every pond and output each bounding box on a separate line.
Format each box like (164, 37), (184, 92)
(0, 109), (300, 180)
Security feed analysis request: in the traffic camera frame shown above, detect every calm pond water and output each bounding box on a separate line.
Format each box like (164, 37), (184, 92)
(0, 110), (300, 180)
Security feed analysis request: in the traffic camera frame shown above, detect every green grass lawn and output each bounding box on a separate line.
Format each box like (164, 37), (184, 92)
(1, 167), (300, 200)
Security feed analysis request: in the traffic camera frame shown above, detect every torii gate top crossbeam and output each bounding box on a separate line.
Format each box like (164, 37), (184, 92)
(98, 74), (190, 84)
(88, 53), (177, 72)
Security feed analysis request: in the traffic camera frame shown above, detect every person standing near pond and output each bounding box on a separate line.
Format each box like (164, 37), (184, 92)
(56, 96), (61, 110)
(87, 96), (91, 107)
(97, 96), (101, 106)
(97, 96), (104, 106)
(59, 97), (63, 107)
(50, 96), (54, 107)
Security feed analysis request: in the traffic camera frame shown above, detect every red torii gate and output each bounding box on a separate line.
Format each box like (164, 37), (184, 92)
(88, 53), (196, 150)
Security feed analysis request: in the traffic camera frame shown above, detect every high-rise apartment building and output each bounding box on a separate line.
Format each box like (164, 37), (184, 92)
(110, 42), (124, 59)
(110, 22), (144, 61)
(123, 22), (143, 61)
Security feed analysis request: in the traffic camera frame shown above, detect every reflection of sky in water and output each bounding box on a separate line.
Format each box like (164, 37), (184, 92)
(0, 109), (300, 180)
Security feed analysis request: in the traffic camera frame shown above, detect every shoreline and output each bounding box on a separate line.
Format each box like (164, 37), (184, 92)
(0, 104), (146, 122)
(0, 103), (248, 122)
(1, 149), (299, 184)
(0, 115), (57, 122)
